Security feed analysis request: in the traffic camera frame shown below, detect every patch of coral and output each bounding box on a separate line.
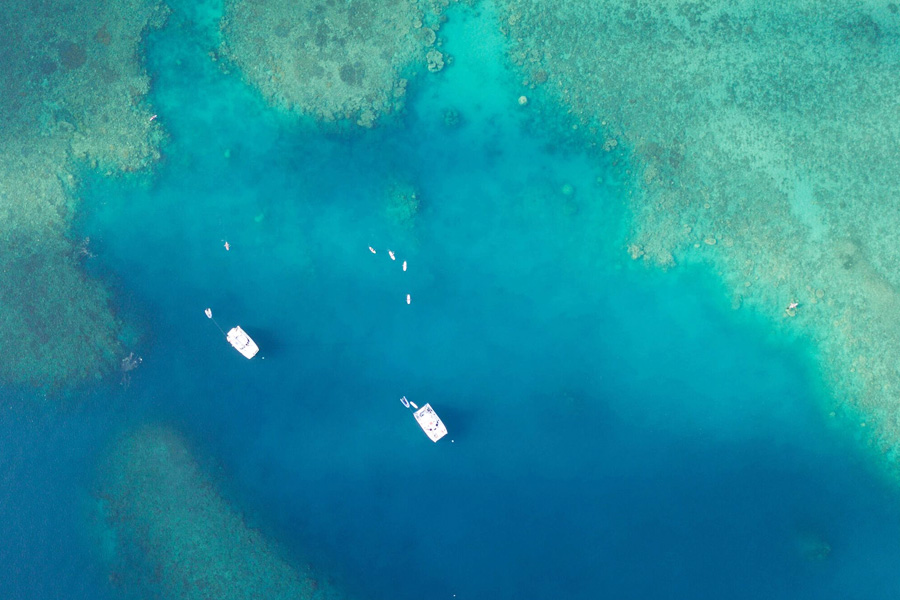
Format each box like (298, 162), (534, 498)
(220, 0), (457, 126)
(0, 0), (168, 387)
(96, 426), (351, 600)
(498, 0), (900, 469)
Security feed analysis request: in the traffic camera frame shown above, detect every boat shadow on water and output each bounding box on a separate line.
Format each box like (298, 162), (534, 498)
(240, 326), (285, 357)
(431, 403), (472, 441)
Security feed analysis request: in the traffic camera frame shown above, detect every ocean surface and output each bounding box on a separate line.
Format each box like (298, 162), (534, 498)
(4, 2), (900, 599)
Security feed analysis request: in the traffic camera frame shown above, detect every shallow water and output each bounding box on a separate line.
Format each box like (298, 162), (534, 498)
(5, 2), (900, 599)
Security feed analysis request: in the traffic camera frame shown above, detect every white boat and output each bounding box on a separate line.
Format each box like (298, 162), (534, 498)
(226, 326), (259, 359)
(205, 308), (260, 359)
(400, 396), (448, 442)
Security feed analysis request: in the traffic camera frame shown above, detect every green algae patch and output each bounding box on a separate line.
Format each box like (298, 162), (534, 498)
(96, 426), (351, 600)
(220, 0), (457, 126)
(498, 0), (900, 473)
(0, 0), (168, 387)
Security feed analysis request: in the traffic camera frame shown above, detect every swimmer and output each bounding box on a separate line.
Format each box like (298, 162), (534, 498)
(402, 260), (407, 272)
(388, 250), (396, 260)
(785, 300), (799, 317)
(224, 241), (230, 251)
(369, 246), (377, 254)
(406, 294), (411, 305)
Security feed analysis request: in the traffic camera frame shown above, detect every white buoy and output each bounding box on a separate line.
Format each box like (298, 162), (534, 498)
(406, 294), (411, 305)
(369, 246), (377, 254)
(388, 250), (396, 260)
(402, 260), (407, 271)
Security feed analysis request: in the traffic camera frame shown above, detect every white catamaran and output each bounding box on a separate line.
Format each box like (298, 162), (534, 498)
(400, 396), (448, 442)
(205, 308), (259, 359)
(226, 325), (259, 359)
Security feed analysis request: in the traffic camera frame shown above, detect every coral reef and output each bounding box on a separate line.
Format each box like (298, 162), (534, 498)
(0, 234), (120, 386)
(498, 1), (900, 470)
(0, 0), (167, 387)
(96, 426), (351, 600)
(220, 0), (457, 126)
(385, 179), (421, 226)
(442, 107), (463, 129)
(794, 529), (832, 562)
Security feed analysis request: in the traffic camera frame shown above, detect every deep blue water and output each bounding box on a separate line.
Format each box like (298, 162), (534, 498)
(4, 2), (900, 599)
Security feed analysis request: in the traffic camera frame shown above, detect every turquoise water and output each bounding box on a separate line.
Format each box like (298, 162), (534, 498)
(5, 2), (900, 599)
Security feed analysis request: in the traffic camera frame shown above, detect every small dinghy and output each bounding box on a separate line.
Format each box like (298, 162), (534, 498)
(400, 396), (448, 442)
(205, 308), (259, 359)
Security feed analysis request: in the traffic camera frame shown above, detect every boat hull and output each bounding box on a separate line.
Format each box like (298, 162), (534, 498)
(226, 326), (259, 359)
(413, 403), (448, 442)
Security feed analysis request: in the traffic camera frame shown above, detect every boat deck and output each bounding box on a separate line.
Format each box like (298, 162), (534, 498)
(413, 403), (448, 442)
(226, 326), (259, 359)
